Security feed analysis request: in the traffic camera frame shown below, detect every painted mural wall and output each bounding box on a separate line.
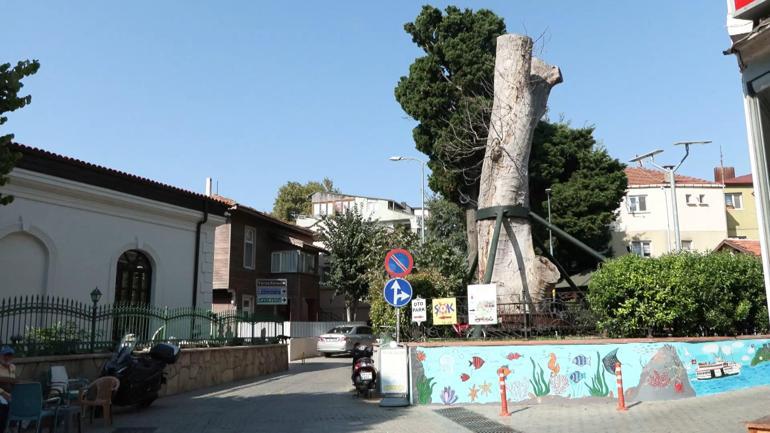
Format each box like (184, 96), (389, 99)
(411, 338), (770, 405)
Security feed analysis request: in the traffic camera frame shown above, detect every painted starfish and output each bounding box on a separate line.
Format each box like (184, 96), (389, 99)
(479, 381), (492, 396)
(468, 384), (479, 402)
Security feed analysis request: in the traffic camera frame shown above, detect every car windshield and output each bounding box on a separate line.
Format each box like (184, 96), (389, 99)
(327, 326), (353, 334)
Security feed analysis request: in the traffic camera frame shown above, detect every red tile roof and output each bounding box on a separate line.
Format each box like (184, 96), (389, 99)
(724, 174), (753, 185)
(211, 194), (316, 237)
(625, 167), (716, 186)
(715, 239), (762, 256)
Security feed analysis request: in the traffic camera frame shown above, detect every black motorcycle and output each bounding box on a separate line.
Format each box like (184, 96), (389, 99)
(351, 345), (377, 398)
(101, 334), (180, 407)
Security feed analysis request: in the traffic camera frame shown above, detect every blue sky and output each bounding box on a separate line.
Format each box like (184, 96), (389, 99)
(1, 1), (746, 211)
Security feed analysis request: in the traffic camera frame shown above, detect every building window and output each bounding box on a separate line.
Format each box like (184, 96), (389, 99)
(725, 192), (744, 209)
(681, 240), (693, 251)
(244, 226), (256, 269)
(686, 194), (707, 206)
(271, 250), (317, 274)
(627, 195), (647, 213)
(630, 241), (651, 257)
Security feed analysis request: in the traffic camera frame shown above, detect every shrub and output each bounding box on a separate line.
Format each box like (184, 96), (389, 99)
(588, 252), (767, 337)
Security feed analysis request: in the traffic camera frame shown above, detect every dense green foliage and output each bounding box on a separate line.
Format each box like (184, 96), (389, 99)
(529, 123), (627, 271)
(588, 253), (768, 337)
(272, 178), (336, 222)
(395, 6), (626, 272)
(1, 60), (40, 205)
(394, 5), (504, 204)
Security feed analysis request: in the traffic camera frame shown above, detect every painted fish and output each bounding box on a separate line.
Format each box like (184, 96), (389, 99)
(602, 348), (620, 374)
(506, 352), (522, 361)
(548, 353), (560, 377)
(498, 365), (511, 377)
(569, 371), (585, 383)
(469, 356), (485, 370)
(416, 351), (426, 362)
(691, 359), (697, 365)
(572, 354), (590, 366)
(460, 373), (470, 382)
(674, 380), (684, 394)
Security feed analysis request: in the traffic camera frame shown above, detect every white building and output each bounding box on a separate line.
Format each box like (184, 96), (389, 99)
(610, 167), (727, 257)
(296, 191), (426, 234)
(0, 144), (227, 308)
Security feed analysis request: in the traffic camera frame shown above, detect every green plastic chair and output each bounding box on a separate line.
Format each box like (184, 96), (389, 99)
(5, 382), (58, 433)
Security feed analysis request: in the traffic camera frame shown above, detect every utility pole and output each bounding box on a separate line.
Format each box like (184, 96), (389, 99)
(629, 140), (711, 251)
(545, 188), (553, 256)
(389, 156), (427, 244)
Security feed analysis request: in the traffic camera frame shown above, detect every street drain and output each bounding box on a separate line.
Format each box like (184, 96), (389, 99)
(112, 428), (157, 433)
(435, 407), (522, 433)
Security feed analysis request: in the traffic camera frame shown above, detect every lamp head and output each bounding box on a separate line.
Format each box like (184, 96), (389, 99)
(388, 156), (403, 161)
(674, 140), (712, 146)
(90, 287), (102, 303)
(629, 149), (664, 163)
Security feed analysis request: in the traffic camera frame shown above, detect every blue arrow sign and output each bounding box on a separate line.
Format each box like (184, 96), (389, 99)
(383, 278), (413, 308)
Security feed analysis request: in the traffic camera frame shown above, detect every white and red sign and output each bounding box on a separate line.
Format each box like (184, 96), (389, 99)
(734, 0), (770, 20)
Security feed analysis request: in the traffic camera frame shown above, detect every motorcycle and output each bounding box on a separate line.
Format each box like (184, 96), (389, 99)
(351, 345), (377, 398)
(101, 334), (180, 407)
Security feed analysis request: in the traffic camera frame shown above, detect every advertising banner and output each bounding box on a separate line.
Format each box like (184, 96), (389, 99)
(431, 297), (457, 325)
(467, 284), (498, 325)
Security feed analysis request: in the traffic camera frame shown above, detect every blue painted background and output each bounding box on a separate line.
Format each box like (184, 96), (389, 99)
(412, 338), (770, 405)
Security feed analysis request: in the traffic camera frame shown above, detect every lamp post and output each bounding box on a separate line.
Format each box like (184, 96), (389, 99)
(629, 140), (711, 251)
(389, 156), (426, 244)
(545, 188), (553, 256)
(90, 287), (102, 352)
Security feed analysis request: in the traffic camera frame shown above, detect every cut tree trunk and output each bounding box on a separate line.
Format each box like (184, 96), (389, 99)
(476, 34), (562, 304)
(465, 207), (478, 269)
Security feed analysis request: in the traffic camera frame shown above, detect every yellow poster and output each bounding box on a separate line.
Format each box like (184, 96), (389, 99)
(432, 297), (457, 325)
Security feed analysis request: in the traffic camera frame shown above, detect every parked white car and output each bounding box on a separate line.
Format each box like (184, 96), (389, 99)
(317, 325), (375, 356)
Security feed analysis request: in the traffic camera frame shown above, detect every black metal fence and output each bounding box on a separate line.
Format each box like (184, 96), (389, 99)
(399, 296), (599, 341)
(0, 295), (285, 356)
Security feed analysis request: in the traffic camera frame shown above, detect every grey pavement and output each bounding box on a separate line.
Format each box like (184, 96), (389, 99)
(86, 356), (770, 433)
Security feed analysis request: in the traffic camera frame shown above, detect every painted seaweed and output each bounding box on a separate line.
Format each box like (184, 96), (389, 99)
(529, 358), (551, 397)
(585, 351), (609, 397)
(751, 344), (770, 366)
(416, 376), (436, 404)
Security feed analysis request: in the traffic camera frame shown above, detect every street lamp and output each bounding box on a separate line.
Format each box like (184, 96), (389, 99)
(389, 156), (426, 244)
(89, 287), (102, 352)
(629, 141), (711, 251)
(545, 188), (553, 256)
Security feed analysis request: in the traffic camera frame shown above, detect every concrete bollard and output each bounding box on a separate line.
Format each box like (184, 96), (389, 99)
(615, 361), (626, 411)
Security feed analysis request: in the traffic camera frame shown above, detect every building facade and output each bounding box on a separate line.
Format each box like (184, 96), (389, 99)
(610, 167), (727, 257)
(212, 196), (323, 321)
(722, 173), (759, 239)
(296, 191), (424, 234)
(0, 144), (228, 307)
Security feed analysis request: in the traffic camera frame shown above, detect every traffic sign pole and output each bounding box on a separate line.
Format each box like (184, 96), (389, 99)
(396, 309), (400, 344)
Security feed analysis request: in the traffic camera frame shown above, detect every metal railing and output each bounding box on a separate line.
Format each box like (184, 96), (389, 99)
(0, 295), (285, 356)
(399, 296), (599, 341)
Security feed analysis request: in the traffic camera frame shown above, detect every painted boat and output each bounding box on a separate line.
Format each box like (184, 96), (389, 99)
(695, 361), (741, 380)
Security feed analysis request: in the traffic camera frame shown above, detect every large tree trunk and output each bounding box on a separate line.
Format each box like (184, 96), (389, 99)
(465, 207), (478, 270)
(476, 34), (562, 304)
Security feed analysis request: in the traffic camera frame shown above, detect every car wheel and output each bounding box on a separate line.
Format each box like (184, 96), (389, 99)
(324, 353), (332, 358)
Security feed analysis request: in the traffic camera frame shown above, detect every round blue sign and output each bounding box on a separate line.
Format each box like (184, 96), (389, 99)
(383, 278), (413, 308)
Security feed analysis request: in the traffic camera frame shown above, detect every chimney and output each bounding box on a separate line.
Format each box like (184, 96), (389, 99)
(205, 177), (213, 196)
(714, 166), (736, 183)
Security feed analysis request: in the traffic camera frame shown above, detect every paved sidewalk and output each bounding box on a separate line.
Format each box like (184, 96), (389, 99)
(465, 385), (770, 433)
(89, 357), (465, 433)
(86, 356), (770, 433)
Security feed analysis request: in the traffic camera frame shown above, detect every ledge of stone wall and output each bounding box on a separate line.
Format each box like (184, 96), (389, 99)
(14, 344), (289, 397)
(406, 334), (770, 347)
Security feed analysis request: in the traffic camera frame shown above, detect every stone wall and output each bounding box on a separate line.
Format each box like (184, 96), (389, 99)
(161, 344), (287, 396)
(14, 344), (288, 397)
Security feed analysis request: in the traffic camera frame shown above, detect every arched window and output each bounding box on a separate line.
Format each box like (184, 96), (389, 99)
(115, 250), (152, 305)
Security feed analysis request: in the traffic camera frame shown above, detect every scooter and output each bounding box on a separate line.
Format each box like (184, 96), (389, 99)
(351, 345), (377, 398)
(101, 334), (180, 408)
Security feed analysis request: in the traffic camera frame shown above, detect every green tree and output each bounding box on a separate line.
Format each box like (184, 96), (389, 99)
(395, 6), (626, 272)
(271, 178), (337, 222)
(1, 60), (40, 205)
(529, 123), (627, 272)
(425, 196), (466, 254)
(319, 207), (382, 321)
